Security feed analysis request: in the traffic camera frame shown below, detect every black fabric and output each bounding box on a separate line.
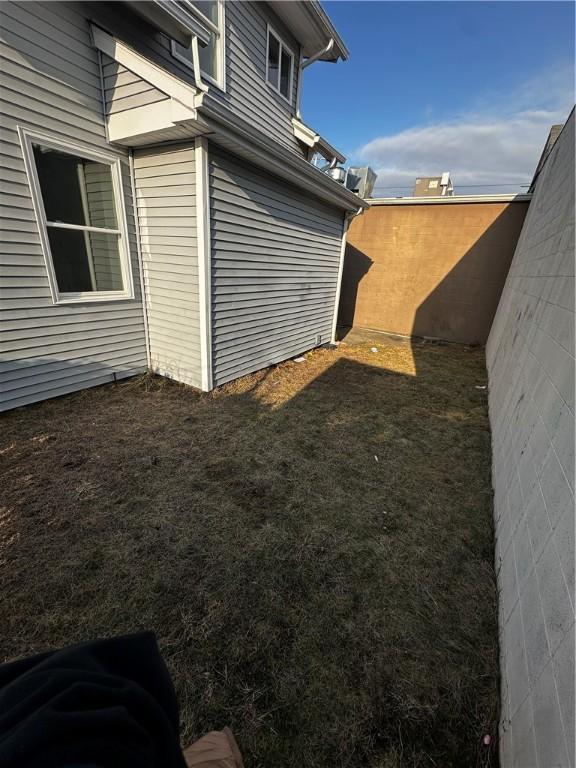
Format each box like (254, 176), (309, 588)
(0, 631), (187, 768)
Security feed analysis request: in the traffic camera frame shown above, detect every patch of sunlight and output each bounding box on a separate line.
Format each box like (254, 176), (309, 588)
(241, 340), (418, 410)
(348, 342), (417, 377)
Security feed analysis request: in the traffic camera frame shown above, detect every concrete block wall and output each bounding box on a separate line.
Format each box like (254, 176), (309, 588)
(487, 110), (575, 767)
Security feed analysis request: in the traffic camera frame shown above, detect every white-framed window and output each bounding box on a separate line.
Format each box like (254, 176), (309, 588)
(170, 0), (226, 90)
(18, 128), (134, 305)
(266, 25), (294, 104)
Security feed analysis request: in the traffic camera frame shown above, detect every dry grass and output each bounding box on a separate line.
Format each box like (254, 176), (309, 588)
(0, 337), (498, 767)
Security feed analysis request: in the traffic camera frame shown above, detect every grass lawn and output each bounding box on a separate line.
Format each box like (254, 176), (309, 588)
(0, 336), (498, 767)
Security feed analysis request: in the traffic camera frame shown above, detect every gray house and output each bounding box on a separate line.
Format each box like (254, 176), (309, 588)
(0, 0), (365, 411)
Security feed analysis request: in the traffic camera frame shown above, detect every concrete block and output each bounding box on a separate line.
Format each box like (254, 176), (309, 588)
(524, 485), (553, 563)
(496, 506), (513, 566)
(500, 539), (520, 621)
(513, 519), (535, 590)
(527, 408), (554, 477)
(540, 448), (573, 529)
(552, 407), (575, 492)
(552, 506), (575, 609)
(505, 602), (530, 717)
(552, 622), (575, 767)
(533, 371), (566, 441)
(512, 695), (538, 768)
(535, 537), (575, 656)
(532, 659), (571, 768)
(520, 569), (550, 684)
(499, 727), (514, 767)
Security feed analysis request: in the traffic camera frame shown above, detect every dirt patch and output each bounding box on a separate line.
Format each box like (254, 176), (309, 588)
(0, 338), (498, 767)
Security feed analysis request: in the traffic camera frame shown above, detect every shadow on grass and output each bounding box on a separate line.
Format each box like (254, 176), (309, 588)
(0, 342), (498, 768)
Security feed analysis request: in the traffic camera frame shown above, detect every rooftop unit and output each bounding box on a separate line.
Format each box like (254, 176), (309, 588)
(346, 166), (378, 199)
(414, 173), (454, 197)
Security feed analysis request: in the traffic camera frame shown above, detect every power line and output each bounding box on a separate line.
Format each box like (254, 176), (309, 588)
(373, 182), (531, 190)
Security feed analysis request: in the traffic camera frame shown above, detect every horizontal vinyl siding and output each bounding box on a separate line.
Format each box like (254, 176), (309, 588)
(209, 146), (344, 385)
(221, 1), (301, 153)
(84, 1), (303, 155)
(134, 143), (201, 388)
(101, 54), (169, 115)
(0, 0), (147, 412)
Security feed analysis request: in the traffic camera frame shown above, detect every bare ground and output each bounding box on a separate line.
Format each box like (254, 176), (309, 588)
(0, 337), (498, 767)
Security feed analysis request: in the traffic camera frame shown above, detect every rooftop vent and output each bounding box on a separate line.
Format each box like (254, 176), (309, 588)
(346, 166), (377, 198)
(325, 166), (347, 185)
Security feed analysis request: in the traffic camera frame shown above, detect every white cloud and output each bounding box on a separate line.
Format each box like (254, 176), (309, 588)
(356, 68), (574, 196)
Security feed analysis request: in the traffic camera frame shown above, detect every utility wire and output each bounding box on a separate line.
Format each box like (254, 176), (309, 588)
(373, 182), (531, 190)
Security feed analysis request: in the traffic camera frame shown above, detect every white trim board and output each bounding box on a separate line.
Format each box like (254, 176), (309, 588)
(292, 118), (346, 164)
(265, 24), (295, 105)
(369, 194), (533, 205)
(129, 150), (151, 368)
(107, 99), (198, 145)
(90, 24), (204, 109)
(195, 136), (213, 391)
(330, 211), (358, 343)
(170, 0), (227, 92)
(17, 127), (135, 305)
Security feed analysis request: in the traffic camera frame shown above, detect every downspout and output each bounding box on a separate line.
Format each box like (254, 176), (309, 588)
(129, 150), (152, 369)
(330, 206), (363, 344)
(191, 35), (210, 94)
(296, 38), (334, 119)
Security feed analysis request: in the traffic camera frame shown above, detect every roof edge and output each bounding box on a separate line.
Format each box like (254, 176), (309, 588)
(271, 1), (349, 62)
(368, 194), (532, 206)
(201, 102), (367, 212)
(305, 1), (349, 61)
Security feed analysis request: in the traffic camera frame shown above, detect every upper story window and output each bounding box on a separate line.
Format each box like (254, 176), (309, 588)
(171, 0), (225, 90)
(266, 26), (294, 103)
(18, 129), (133, 304)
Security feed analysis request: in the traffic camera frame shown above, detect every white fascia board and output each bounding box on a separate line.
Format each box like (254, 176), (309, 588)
(272, 1), (348, 61)
(369, 194), (533, 205)
(91, 24), (204, 109)
(204, 115), (366, 211)
(107, 99), (198, 144)
(292, 118), (317, 148)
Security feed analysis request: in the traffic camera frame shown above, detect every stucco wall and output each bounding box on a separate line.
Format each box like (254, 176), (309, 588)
(487, 111), (575, 767)
(339, 199), (528, 344)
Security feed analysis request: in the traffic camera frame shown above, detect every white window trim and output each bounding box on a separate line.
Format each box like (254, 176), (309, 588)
(18, 127), (135, 305)
(170, 0), (226, 92)
(266, 24), (294, 105)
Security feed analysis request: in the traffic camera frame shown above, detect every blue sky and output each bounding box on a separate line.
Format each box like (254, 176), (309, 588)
(301, 1), (575, 195)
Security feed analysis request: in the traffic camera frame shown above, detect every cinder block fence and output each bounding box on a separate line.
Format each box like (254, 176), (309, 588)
(487, 110), (575, 767)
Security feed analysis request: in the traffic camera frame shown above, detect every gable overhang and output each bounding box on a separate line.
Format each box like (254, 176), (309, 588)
(91, 25), (209, 145)
(90, 26), (364, 211)
(271, 1), (349, 62)
(292, 118), (346, 165)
